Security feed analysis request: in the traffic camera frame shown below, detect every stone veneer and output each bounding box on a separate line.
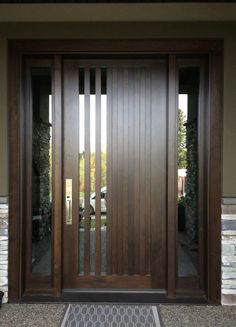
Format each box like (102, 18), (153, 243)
(0, 197), (8, 304)
(222, 198), (236, 305)
(185, 120), (198, 244)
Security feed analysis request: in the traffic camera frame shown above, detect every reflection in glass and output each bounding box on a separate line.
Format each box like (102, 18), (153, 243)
(78, 68), (107, 275)
(101, 93), (107, 274)
(31, 68), (52, 275)
(79, 90), (85, 274)
(90, 80), (96, 274)
(177, 68), (199, 277)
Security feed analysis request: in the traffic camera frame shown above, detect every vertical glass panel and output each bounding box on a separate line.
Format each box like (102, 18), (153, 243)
(177, 68), (199, 277)
(79, 69), (85, 274)
(101, 69), (107, 274)
(31, 67), (52, 275)
(90, 69), (96, 274)
(78, 67), (107, 275)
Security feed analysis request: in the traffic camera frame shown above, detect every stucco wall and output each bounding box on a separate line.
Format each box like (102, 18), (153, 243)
(0, 22), (236, 196)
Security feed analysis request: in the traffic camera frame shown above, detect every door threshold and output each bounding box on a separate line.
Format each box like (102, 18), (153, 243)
(63, 288), (166, 294)
(20, 289), (207, 304)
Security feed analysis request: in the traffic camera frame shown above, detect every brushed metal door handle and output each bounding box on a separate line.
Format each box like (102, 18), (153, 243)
(65, 179), (72, 225)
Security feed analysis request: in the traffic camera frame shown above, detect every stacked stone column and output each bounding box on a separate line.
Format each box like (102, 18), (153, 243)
(0, 200), (8, 303)
(222, 200), (236, 305)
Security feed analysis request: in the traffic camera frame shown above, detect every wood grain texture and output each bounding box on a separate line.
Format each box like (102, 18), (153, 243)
(107, 62), (168, 286)
(52, 55), (62, 296)
(8, 43), (21, 302)
(167, 55), (177, 298)
(62, 60), (168, 288)
(150, 62), (168, 289)
(63, 61), (79, 284)
(208, 51), (222, 304)
(8, 39), (223, 55)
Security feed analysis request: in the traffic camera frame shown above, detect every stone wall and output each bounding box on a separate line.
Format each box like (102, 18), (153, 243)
(0, 198), (8, 303)
(32, 120), (51, 216)
(185, 120), (198, 244)
(222, 199), (236, 305)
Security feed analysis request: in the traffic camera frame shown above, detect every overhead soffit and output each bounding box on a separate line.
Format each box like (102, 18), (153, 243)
(0, 3), (235, 22)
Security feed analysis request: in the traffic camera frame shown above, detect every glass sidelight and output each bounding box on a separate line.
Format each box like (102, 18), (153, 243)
(31, 67), (52, 276)
(177, 67), (201, 279)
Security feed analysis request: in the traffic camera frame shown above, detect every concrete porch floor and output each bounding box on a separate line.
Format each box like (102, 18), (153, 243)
(0, 304), (236, 327)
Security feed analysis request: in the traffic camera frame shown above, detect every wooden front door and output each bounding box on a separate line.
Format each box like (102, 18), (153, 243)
(9, 40), (223, 303)
(63, 60), (168, 289)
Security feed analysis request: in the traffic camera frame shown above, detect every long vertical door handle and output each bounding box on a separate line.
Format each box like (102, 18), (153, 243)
(65, 179), (72, 225)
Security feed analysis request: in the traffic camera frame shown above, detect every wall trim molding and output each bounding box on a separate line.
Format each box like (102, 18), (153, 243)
(0, 197), (8, 204)
(222, 197), (236, 205)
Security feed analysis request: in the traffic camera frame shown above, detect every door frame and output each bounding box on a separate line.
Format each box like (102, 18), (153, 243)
(8, 39), (223, 303)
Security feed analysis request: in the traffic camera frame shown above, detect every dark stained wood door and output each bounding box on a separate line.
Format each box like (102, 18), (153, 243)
(8, 40), (222, 303)
(63, 59), (168, 289)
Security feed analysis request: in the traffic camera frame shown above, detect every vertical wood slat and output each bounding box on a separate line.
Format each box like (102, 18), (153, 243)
(84, 68), (91, 275)
(122, 69), (129, 275)
(167, 55), (177, 298)
(21, 59), (27, 293)
(198, 61), (207, 292)
(152, 63), (168, 289)
(53, 55), (62, 296)
(95, 68), (101, 275)
(139, 68), (146, 276)
(72, 63), (80, 277)
(106, 69), (112, 275)
(25, 63), (33, 280)
(145, 69), (151, 275)
(208, 51), (222, 303)
(134, 68), (141, 275)
(63, 62), (79, 281)
(8, 45), (22, 300)
(128, 69), (135, 275)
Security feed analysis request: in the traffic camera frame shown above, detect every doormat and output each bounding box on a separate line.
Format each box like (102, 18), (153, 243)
(60, 304), (161, 327)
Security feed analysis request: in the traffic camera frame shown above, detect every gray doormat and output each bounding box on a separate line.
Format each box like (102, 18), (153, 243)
(61, 304), (161, 327)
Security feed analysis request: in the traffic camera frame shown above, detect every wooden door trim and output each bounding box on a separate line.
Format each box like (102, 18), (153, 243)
(8, 39), (222, 54)
(167, 55), (177, 299)
(8, 39), (223, 303)
(22, 58), (53, 291)
(52, 55), (63, 296)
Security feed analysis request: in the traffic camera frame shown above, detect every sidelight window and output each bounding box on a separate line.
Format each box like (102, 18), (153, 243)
(31, 67), (52, 276)
(177, 67), (201, 279)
